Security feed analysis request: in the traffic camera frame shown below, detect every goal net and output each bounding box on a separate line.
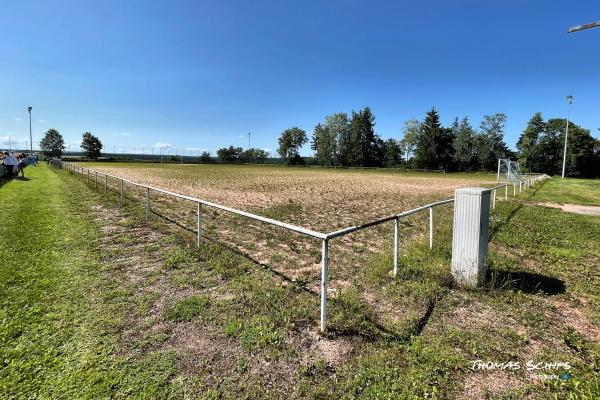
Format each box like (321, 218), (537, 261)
(497, 159), (523, 182)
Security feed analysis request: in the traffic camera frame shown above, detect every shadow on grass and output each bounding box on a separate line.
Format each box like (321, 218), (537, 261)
(489, 178), (549, 241)
(487, 268), (566, 295)
(146, 207), (408, 341)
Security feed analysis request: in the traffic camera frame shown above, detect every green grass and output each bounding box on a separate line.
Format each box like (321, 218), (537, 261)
(1, 168), (598, 399)
(0, 165), (182, 398)
(526, 177), (600, 205)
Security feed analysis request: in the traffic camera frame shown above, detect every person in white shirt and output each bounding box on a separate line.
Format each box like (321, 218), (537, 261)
(2, 151), (19, 175)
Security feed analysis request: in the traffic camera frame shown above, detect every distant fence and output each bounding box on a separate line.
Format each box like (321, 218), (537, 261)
(58, 161), (546, 332)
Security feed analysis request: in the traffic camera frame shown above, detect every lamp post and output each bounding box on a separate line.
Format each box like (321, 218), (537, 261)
(561, 95), (573, 179)
(27, 107), (32, 152)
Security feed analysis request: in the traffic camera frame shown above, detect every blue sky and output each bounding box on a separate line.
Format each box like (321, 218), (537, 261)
(1, 0), (599, 155)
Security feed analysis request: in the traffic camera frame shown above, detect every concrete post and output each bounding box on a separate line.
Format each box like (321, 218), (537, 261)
(451, 188), (490, 288)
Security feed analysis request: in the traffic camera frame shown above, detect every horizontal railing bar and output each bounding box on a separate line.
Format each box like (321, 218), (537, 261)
(326, 198), (454, 240)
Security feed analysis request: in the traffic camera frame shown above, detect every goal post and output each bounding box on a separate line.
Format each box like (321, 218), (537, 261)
(497, 159), (523, 183)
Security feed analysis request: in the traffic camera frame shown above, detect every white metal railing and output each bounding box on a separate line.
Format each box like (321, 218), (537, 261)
(61, 162), (547, 332)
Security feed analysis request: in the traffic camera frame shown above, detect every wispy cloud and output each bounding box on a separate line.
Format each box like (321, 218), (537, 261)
(153, 142), (172, 150)
(0, 135), (27, 146)
(13, 117), (22, 121)
(38, 119), (47, 123)
(111, 131), (132, 136)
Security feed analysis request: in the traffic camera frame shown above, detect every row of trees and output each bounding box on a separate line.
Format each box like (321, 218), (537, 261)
(40, 109), (599, 177)
(215, 146), (270, 163)
(517, 113), (599, 178)
(297, 107), (512, 171)
(274, 108), (598, 177)
(39, 129), (103, 159)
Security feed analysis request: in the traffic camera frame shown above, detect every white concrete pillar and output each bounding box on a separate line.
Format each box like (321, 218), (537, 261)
(451, 188), (490, 288)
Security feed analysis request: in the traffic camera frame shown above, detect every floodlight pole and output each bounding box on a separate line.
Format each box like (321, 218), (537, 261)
(248, 132), (251, 150)
(561, 96), (573, 179)
(27, 106), (33, 152)
(568, 20), (600, 33)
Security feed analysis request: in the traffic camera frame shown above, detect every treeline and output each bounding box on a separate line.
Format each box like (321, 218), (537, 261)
(517, 113), (599, 178)
(298, 107), (513, 171)
(40, 129), (103, 159)
(214, 147), (270, 164)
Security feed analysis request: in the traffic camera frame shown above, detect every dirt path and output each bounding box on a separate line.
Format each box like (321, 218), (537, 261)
(538, 202), (600, 216)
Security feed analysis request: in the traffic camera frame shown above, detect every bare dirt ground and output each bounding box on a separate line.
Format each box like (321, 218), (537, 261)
(88, 163), (496, 231)
(538, 202), (600, 216)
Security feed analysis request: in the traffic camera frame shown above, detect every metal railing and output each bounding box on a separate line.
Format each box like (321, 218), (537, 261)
(61, 162), (547, 332)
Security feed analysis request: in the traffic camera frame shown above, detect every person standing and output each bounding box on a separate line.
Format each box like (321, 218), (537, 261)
(2, 152), (18, 177)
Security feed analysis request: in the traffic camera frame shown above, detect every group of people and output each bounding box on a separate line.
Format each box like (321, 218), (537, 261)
(1, 151), (37, 178)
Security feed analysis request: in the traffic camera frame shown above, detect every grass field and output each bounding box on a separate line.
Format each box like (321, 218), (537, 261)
(1, 163), (598, 399)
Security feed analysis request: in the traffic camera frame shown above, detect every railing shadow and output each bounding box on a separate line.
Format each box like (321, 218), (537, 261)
(144, 206), (408, 341)
(489, 178), (548, 240)
(487, 268), (565, 295)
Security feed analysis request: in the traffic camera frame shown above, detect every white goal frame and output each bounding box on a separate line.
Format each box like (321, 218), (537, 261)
(497, 159), (523, 183)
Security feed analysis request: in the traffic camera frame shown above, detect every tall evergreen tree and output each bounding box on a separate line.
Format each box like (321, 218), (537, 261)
(382, 138), (403, 167)
(347, 107), (382, 167)
(476, 113), (510, 171)
(452, 117), (478, 171)
(311, 123), (337, 166)
(414, 107), (444, 170)
(517, 112), (546, 171)
(440, 126), (456, 171)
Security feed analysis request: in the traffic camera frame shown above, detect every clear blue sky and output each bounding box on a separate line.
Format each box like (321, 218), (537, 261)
(1, 0), (599, 155)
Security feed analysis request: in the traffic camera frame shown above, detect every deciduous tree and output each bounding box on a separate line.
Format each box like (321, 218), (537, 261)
(40, 129), (65, 158)
(81, 132), (103, 159)
(217, 146), (243, 162)
(277, 127), (308, 164)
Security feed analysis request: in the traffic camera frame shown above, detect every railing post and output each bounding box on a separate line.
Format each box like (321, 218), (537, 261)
(513, 182), (516, 196)
(320, 238), (329, 333)
(504, 185), (508, 200)
(120, 179), (124, 205)
(451, 188), (490, 287)
(104, 175), (108, 193)
(197, 202), (203, 247)
(393, 217), (399, 276)
(519, 181), (522, 193)
(492, 189), (496, 209)
(95, 172), (98, 189)
(429, 207), (434, 250)
(145, 187), (150, 220)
